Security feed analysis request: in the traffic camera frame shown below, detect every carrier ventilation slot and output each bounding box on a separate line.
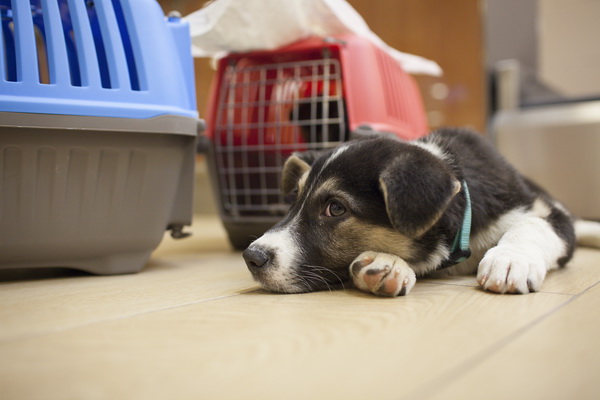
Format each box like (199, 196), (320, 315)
(376, 46), (409, 123)
(1, 3), (17, 82)
(111, 0), (140, 90)
(0, 0), (142, 90)
(33, 12), (50, 84)
(86, 0), (111, 88)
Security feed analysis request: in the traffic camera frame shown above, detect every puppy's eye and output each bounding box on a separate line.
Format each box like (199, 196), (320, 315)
(324, 201), (346, 217)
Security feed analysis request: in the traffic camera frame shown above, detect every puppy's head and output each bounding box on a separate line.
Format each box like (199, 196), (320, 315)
(242, 137), (460, 293)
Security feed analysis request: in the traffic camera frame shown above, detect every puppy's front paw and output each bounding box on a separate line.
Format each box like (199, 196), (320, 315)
(477, 247), (547, 294)
(349, 252), (416, 297)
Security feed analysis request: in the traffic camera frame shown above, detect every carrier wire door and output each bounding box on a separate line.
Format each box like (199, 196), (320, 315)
(216, 58), (346, 214)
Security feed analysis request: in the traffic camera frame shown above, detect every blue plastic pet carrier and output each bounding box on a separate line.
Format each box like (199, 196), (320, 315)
(0, 0), (201, 274)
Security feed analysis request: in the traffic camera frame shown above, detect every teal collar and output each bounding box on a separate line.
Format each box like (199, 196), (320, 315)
(440, 181), (472, 268)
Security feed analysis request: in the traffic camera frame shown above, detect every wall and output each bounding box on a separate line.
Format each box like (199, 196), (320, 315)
(538, 0), (600, 98)
(158, 0), (486, 132)
(348, 0), (485, 131)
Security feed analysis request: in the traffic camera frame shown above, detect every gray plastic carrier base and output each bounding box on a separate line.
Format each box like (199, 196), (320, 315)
(0, 112), (200, 275)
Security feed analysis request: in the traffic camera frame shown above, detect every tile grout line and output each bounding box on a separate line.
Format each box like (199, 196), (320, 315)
(402, 279), (600, 400)
(0, 288), (261, 346)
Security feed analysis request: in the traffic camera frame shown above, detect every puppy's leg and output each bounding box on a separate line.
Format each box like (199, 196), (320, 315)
(350, 251), (416, 297)
(477, 215), (568, 294)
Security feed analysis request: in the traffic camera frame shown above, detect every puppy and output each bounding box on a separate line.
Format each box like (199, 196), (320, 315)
(243, 128), (600, 296)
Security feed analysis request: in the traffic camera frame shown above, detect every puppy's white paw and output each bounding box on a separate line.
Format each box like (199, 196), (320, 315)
(477, 247), (547, 294)
(349, 251), (416, 297)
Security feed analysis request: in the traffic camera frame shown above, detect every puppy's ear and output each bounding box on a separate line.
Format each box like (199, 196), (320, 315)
(281, 155), (311, 196)
(379, 151), (461, 238)
(281, 149), (330, 195)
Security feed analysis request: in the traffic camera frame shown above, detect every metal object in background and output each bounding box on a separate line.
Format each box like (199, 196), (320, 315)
(214, 57), (347, 219)
(494, 101), (600, 220)
(493, 60), (600, 219)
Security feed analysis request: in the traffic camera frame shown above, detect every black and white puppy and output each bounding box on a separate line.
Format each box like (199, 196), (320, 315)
(243, 128), (600, 297)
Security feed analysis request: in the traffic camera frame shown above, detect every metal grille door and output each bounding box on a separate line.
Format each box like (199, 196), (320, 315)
(212, 57), (348, 219)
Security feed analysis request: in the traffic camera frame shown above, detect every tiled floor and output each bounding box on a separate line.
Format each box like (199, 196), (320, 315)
(1, 215), (599, 400)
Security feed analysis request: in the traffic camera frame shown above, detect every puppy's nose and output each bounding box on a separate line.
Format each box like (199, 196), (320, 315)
(243, 247), (271, 269)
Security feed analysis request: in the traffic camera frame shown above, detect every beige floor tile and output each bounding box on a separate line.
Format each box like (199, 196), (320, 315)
(0, 283), (569, 400)
(152, 214), (233, 257)
(420, 274), (479, 287)
(0, 216), (256, 343)
(425, 283), (600, 400)
(2, 214), (600, 400)
(0, 253), (257, 343)
(541, 247), (600, 294)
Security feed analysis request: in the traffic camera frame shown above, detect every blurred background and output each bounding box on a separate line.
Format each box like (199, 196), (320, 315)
(160, 0), (485, 132)
(157, 0), (600, 219)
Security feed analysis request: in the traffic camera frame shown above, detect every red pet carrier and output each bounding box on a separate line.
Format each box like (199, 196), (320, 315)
(204, 34), (428, 249)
